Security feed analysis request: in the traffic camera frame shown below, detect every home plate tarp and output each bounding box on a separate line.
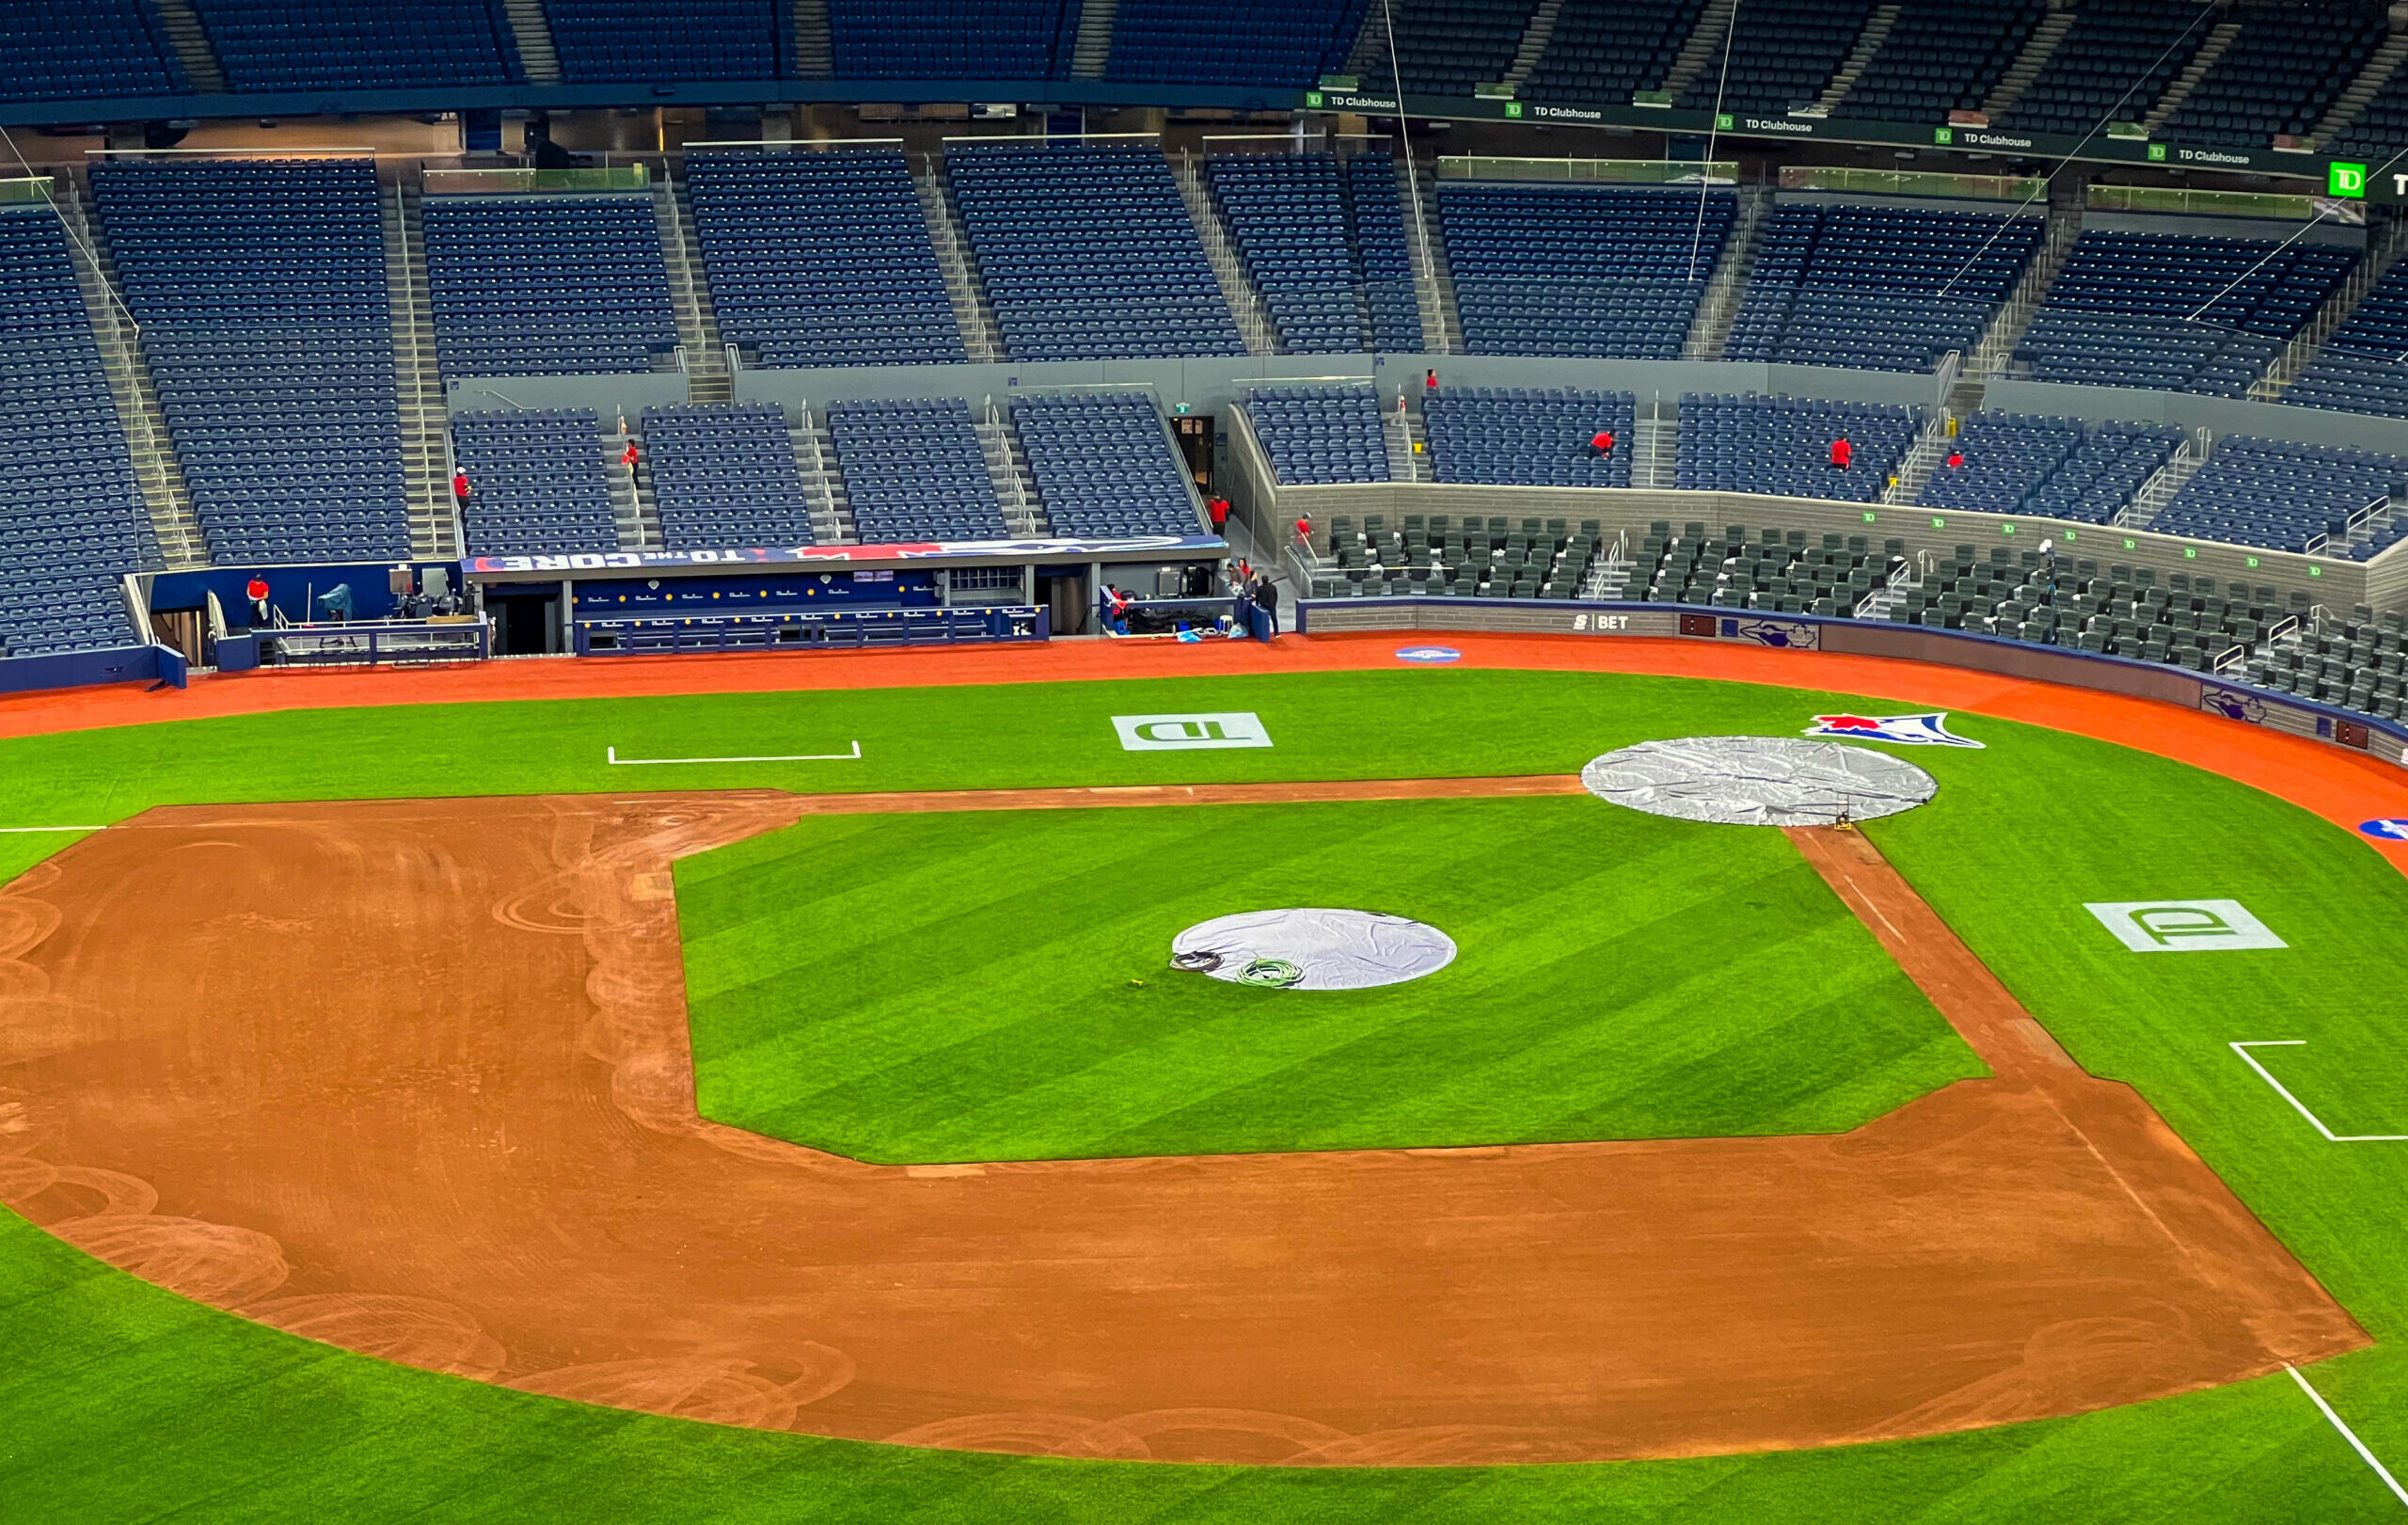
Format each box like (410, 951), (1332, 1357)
(1581, 737), (1937, 827)
(1171, 909), (1458, 990)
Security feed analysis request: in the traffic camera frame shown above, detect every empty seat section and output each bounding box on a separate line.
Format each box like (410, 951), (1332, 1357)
(2017, 230), (2358, 396)
(1725, 201), (2042, 373)
(0, 0), (185, 100)
(685, 150), (964, 367)
(188, 0), (521, 89)
(1673, 0), (1861, 113)
(1425, 388), (1636, 487)
(1843, 0), (2043, 122)
(2283, 260), (2408, 419)
(90, 158), (406, 564)
(1205, 154), (1367, 354)
(2160, 4), (2384, 149)
(451, 409), (617, 557)
(825, 399), (1008, 542)
(1441, 183), (1730, 358)
(1523, 0), (1703, 106)
(1672, 393), (1919, 503)
(421, 193), (677, 378)
(829, 0), (1071, 77)
(1344, 153), (1424, 352)
(1106, 0), (1364, 87)
(0, 207), (146, 656)
(1917, 412), (2181, 524)
(1243, 387), (1389, 485)
(1354, 0), (1540, 96)
(642, 402), (815, 548)
(1011, 392), (1200, 538)
(2332, 59), (2408, 157)
(1995, 0), (2219, 136)
(539, 0), (777, 81)
(944, 143), (1244, 361)
(2151, 436), (2404, 556)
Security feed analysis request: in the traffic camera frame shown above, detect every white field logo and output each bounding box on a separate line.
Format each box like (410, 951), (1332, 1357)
(1113, 712), (1274, 751)
(2085, 900), (2287, 953)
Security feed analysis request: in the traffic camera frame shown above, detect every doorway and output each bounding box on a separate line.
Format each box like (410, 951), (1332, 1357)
(1036, 567), (1089, 636)
(486, 589), (560, 655)
(1173, 415), (1214, 495)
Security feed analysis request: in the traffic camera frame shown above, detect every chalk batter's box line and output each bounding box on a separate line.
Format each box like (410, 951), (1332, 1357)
(606, 741), (863, 766)
(2229, 1041), (2408, 1143)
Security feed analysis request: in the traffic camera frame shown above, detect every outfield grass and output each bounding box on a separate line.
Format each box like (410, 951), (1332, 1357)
(0, 668), (2401, 1520)
(678, 797), (1982, 1162)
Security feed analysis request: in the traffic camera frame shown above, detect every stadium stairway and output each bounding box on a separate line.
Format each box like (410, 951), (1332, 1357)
(54, 173), (205, 568)
(791, 0), (833, 76)
(385, 175), (457, 558)
(1657, 0), (1738, 103)
(2139, 18), (2244, 136)
(1683, 183), (1773, 361)
(791, 405), (857, 543)
(600, 419), (659, 550)
(2313, 27), (2408, 148)
(1070, 0), (1117, 78)
(912, 155), (1006, 363)
(2119, 431), (2213, 531)
(1978, 4), (2074, 119)
(1962, 188), (2083, 402)
(1170, 152), (1277, 356)
(148, 0), (226, 92)
(655, 170), (732, 405)
(501, 0), (562, 84)
(1497, 0), (1569, 95)
(1805, 2), (1902, 118)
(977, 402), (1049, 537)
(1400, 155), (1462, 354)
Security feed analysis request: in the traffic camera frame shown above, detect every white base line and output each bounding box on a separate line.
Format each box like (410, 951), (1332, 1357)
(607, 741), (863, 766)
(2230, 1041), (2408, 1142)
(0, 825), (106, 834)
(2289, 1365), (2408, 1508)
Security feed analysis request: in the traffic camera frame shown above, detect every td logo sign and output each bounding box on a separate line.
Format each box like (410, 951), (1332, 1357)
(1113, 712), (1274, 751)
(2084, 899), (2286, 953)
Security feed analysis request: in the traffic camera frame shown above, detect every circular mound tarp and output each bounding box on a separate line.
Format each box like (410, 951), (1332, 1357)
(1580, 736), (1938, 827)
(1170, 909), (1457, 990)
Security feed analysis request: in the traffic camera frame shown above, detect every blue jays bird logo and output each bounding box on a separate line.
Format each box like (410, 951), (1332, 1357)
(1803, 711), (1986, 748)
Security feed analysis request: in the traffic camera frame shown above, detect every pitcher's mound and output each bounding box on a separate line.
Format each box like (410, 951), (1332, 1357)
(1581, 737), (1937, 827)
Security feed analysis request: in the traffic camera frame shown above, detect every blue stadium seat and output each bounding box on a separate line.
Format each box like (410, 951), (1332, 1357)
(825, 398), (1008, 542)
(943, 143), (1244, 361)
(642, 402), (816, 548)
(539, 0), (776, 82)
(1353, 0), (1538, 97)
(0, 207), (148, 655)
(1106, 0), (1363, 87)
(1672, 392), (1919, 503)
(2283, 259), (2408, 420)
(188, 0), (523, 89)
(1918, 412), (2181, 525)
(685, 150), (965, 367)
(421, 193), (677, 378)
(90, 159), (407, 565)
(451, 408), (618, 557)
(0, 0), (185, 101)
(1523, 0), (1704, 107)
(829, 0), (1074, 78)
(1672, 0), (1863, 113)
(1425, 388), (1636, 487)
(1725, 201), (2041, 373)
(2151, 435), (2404, 557)
(1011, 391), (1202, 538)
(1995, 0), (2219, 136)
(1244, 386), (1390, 485)
(1840, 0), (2042, 122)
(1441, 183), (1731, 358)
(2161, 7), (2384, 149)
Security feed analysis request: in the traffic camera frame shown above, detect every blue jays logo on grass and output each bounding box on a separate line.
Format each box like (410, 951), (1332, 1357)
(2201, 685), (2266, 724)
(2362, 818), (2408, 842)
(1725, 617), (1816, 649)
(1396, 645), (1461, 663)
(1804, 711), (1986, 749)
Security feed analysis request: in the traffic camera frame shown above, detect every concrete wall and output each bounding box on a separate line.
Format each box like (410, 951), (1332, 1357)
(1982, 379), (2408, 455)
(447, 373), (691, 417)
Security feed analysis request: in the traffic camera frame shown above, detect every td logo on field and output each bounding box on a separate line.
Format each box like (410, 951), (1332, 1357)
(2084, 899), (2287, 953)
(1113, 712), (1274, 751)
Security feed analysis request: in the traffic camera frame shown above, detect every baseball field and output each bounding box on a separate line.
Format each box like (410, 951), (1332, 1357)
(0, 634), (2402, 1521)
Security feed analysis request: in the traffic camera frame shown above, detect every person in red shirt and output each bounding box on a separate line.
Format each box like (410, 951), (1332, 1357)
(245, 573), (270, 626)
(1946, 447), (1964, 469)
(1293, 512), (1312, 545)
(1208, 495), (1229, 532)
(452, 469), (470, 508)
(1423, 368), (1438, 395)
(1830, 437), (1853, 471)
(1590, 429), (1616, 457)
(621, 439), (642, 490)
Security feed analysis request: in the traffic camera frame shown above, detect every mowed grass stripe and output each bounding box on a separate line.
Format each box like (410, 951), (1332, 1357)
(680, 796), (1982, 1162)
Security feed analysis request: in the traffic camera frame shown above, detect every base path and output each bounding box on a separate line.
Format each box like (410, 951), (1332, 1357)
(0, 786), (2362, 1466)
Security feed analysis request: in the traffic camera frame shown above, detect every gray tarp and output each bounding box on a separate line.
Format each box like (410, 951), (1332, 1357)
(1581, 737), (1938, 827)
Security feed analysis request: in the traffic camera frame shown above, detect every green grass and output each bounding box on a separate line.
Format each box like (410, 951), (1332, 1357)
(0, 668), (2401, 1520)
(679, 797), (1983, 1162)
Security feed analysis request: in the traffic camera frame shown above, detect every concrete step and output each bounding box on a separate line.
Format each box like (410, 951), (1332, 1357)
(1981, 8), (2075, 119)
(915, 162), (1006, 361)
(1499, 0), (1567, 93)
(149, 0), (227, 93)
(1070, 0), (1118, 80)
(1662, 0), (1740, 102)
(501, 0), (561, 84)
(791, 0), (833, 76)
(1811, 4), (1902, 117)
(2143, 21), (2244, 135)
(1170, 153), (1277, 355)
(2314, 30), (2408, 144)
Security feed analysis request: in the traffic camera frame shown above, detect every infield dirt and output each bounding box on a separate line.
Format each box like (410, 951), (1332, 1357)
(0, 780), (2364, 1465)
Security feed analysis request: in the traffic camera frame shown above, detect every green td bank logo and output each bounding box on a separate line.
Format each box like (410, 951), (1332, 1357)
(2329, 161), (2368, 199)
(1305, 91), (1324, 108)
(2085, 899), (2286, 952)
(1114, 712), (1274, 751)
(1717, 114), (1735, 130)
(2147, 144), (2168, 162)
(1504, 101), (1524, 118)
(1933, 127), (1954, 145)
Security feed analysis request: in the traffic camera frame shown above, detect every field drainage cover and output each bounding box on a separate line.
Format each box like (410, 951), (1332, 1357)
(1582, 737), (1937, 827)
(1171, 909), (1457, 990)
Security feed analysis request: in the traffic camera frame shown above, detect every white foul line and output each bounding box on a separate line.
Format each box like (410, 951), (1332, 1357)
(0, 825), (106, 834)
(2229, 1041), (2408, 1142)
(606, 741), (863, 767)
(2288, 1365), (2408, 1508)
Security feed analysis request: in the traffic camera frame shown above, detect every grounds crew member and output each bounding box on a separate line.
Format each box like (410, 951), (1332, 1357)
(245, 573), (270, 626)
(1830, 436), (1852, 471)
(1589, 429), (1616, 458)
(1253, 571), (1280, 638)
